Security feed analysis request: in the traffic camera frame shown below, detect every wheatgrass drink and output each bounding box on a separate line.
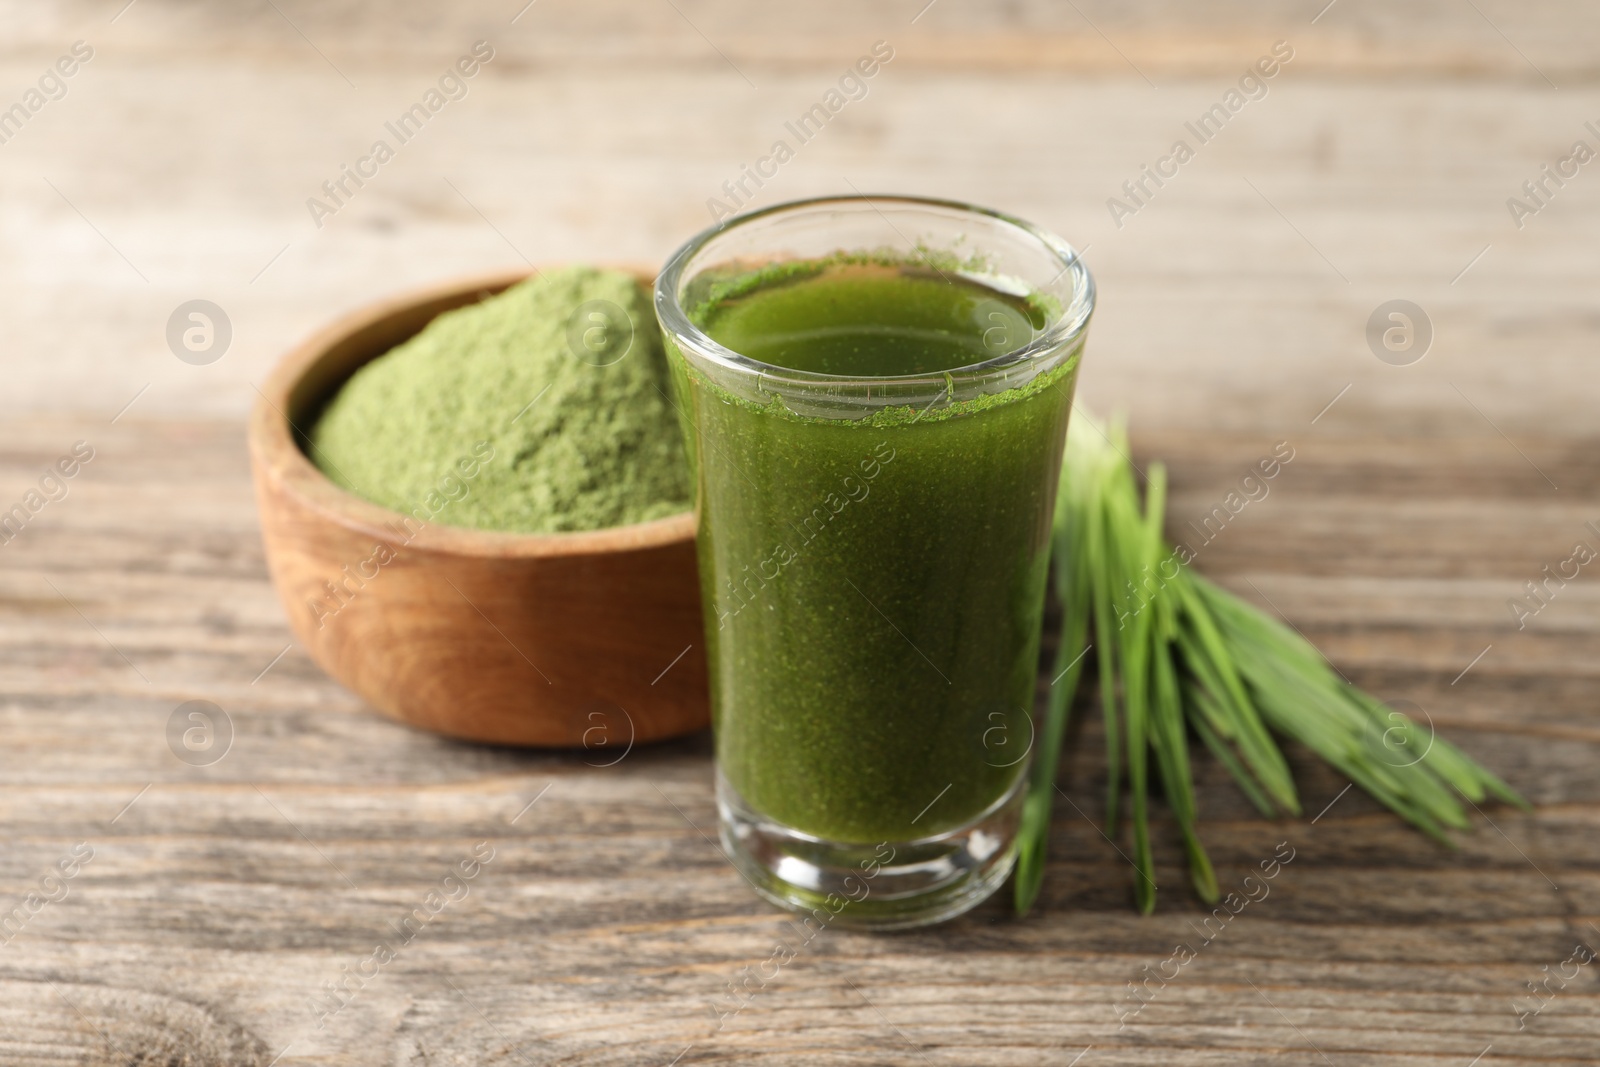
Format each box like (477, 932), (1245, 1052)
(656, 196), (1093, 928)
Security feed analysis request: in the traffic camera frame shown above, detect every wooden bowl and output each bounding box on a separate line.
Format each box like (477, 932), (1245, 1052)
(247, 268), (708, 747)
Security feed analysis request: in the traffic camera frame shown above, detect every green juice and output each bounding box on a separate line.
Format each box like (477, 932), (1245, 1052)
(669, 259), (1080, 844)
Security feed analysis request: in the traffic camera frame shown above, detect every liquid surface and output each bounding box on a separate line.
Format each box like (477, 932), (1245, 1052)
(697, 262), (1045, 377)
(670, 258), (1081, 843)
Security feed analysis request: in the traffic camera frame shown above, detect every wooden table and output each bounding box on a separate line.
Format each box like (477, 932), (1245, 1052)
(2, 1), (1596, 1063)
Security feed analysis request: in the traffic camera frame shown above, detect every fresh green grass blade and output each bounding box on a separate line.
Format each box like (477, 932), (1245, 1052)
(1170, 572), (1301, 814)
(1172, 624), (1300, 815)
(1014, 410), (1106, 914)
(1346, 688), (1530, 810)
(1152, 632), (1220, 900)
(1195, 572), (1502, 840)
(1086, 465), (1122, 834)
(1014, 489), (1093, 914)
(1116, 476), (1156, 913)
(1139, 464), (1218, 904)
(1424, 731), (1532, 811)
(1189, 703), (1279, 817)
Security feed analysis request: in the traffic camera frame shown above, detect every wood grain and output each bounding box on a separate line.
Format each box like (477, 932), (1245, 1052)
(0, 416), (1594, 1065)
(1, 0), (1597, 1062)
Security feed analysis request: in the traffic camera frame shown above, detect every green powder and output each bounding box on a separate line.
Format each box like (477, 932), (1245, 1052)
(308, 266), (691, 533)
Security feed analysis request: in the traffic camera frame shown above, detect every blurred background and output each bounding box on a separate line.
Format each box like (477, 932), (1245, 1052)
(6, 0), (1597, 435)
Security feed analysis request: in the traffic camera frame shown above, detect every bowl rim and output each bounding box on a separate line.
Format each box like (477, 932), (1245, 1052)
(248, 265), (696, 560)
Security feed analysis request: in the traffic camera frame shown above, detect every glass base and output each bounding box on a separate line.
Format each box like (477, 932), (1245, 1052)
(717, 771), (1025, 931)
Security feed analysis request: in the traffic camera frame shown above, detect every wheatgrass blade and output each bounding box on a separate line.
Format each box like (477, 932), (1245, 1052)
(1143, 463), (1218, 903)
(1103, 420), (1157, 913)
(1014, 458), (1094, 914)
(1086, 452), (1123, 834)
(1189, 701), (1279, 817)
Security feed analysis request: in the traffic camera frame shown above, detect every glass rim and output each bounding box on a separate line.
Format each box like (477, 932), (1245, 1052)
(653, 193), (1095, 392)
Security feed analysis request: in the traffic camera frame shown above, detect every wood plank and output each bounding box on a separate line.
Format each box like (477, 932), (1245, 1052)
(0, 416), (1593, 1065)
(2, 0), (1598, 1060)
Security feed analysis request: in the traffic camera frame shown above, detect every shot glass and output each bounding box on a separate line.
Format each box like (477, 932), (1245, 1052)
(655, 195), (1094, 928)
